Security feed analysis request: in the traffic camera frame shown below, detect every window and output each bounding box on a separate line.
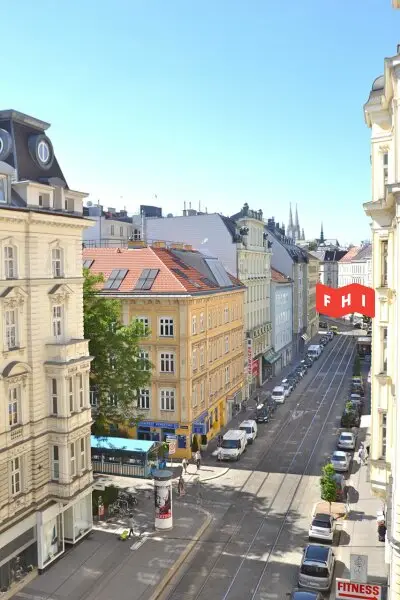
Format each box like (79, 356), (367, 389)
(139, 350), (149, 370)
(383, 152), (388, 184)
(50, 378), (58, 414)
(136, 316), (149, 334)
(52, 446), (60, 480)
(0, 174), (8, 203)
(192, 316), (197, 334)
(90, 389), (98, 407)
(160, 388), (175, 411)
(80, 438), (86, 470)
(159, 318), (174, 337)
(225, 366), (230, 385)
(52, 248), (63, 277)
(225, 335), (229, 353)
(200, 345), (205, 366)
(192, 384), (198, 407)
(10, 457), (21, 495)
(382, 327), (388, 373)
(200, 380), (204, 404)
(104, 269), (128, 290)
(70, 443), (76, 477)
(138, 388), (150, 410)
(120, 226), (124, 237)
(200, 313), (204, 332)
(4, 245), (17, 279)
(111, 225), (115, 236)
(160, 352), (175, 373)
(83, 259), (94, 269)
(52, 305), (63, 338)
(192, 348), (197, 371)
(381, 413), (387, 458)
(381, 241), (388, 287)
(78, 373), (84, 408)
(5, 309), (18, 350)
(8, 385), (20, 426)
(67, 377), (74, 412)
(135, 269), (160, 290)
(224, 306), (229, 323)
(208, 312), (212, 329)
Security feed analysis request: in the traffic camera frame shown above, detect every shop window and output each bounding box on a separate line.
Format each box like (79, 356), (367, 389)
(42, 514), (64, 566)
(177, 435), (187, 449)
(0, 541), (37, 592)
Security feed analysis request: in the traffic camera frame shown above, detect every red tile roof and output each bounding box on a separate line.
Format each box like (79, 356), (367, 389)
(339, 247), (361, 263)
(82, 246), (244, 295)
(271, 268), (291, 283)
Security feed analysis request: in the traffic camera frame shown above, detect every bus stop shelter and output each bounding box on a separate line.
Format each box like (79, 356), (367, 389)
(91, 436), (156, 478)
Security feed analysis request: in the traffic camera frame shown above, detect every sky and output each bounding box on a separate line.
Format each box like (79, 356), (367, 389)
(2, 0), (400, 245)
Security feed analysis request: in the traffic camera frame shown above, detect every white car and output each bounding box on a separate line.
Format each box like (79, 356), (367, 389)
(309, 513), (335, 543)
(337, 431), (356, 450)
(331, 451), (351, 472)
(271, 386), (286, 404)
(281, 379), (293, 395)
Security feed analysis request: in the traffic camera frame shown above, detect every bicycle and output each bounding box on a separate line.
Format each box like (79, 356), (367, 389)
(108, 499), (129, 518)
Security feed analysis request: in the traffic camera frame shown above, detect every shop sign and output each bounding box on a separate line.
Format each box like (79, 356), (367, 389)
(139, 421), (179, 429)
(247, 338), (253, 375)
(252, 359), (259, 375)
(193, 423), (205, 434)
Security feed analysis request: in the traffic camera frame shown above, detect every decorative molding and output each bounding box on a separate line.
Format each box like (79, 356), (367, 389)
(6, 373), (28, 386)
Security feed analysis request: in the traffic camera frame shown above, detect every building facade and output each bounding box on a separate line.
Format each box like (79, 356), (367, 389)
(311, 248), (348, 287)
(144, 204), (272, 395)
(364, 51), (400, 599)
(270, 269), (293, 375)
(306, 252), (320, 339)
(0, 110), (93, 591)
(338, 244), (372, 288)
(266, 218), (309, 354)
(83, 242), (245, 459)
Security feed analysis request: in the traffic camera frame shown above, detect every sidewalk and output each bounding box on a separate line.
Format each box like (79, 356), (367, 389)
(15, 501), (211, 600)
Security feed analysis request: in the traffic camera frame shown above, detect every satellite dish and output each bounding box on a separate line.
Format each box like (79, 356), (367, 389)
(86, 201), (93, 207)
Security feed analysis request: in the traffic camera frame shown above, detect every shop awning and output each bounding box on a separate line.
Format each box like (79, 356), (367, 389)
(301, 333), (310, 341)
(263, 350), (281, 364)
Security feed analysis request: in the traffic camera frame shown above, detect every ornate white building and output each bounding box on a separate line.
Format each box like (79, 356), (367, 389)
(0, 110), (93, 591)
(364, 49), (400, 599)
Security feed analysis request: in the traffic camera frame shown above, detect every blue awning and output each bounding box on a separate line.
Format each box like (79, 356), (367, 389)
(91, 436), (155, 453)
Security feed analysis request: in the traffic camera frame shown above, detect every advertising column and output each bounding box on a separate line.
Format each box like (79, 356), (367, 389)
(153, 469), (173, 530)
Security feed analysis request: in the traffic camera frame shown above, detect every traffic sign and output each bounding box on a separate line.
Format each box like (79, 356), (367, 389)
(336, 579), (382, 600)
(350, 554), (368, 583)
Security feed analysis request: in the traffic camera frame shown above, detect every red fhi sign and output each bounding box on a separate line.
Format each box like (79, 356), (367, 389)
(316, 283), (375, 319)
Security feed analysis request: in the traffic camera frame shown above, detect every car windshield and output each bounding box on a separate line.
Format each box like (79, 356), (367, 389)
(222, 440), (239, 449)
(240, 427), (252, 434)
(300, 564), (329, 578)
(341, 434), (352, 440)
(333, 454), (346, 462)
(312, 519), (330, 529)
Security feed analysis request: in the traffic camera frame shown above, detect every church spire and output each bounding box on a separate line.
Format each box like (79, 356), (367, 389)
(301, 227), (305, 240)
(288, 203), (293, 228)
(295, 204), (299, 229)
(319, 222), (325, 245)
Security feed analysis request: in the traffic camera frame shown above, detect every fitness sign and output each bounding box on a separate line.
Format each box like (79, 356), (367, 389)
(316, 283), (375, 319)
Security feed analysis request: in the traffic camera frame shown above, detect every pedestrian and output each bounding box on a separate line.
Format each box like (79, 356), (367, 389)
(365, 443), (370, 460)
(378, 521), (387, 542)
(128, 514), (135, 538)
(217, 446), (223, 462)
(178, 475), (185, 496)
(358, 445), (365, 465)
(217, 434), (223, 447)
(196, 450), (201, 471)
(182, 457), (188, 474)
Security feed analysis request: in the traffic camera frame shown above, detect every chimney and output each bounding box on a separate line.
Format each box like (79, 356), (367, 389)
(170, 243), (185, 250)
(189, 202), (192, 210)
(152, 241), (166, 248)
(184, 244), (193, 251)
(183, 201), (187, 216)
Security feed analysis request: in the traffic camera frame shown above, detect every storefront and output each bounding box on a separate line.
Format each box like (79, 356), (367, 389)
(0, 518), (37, 595)
(37, 503), (65, 570)
(63, 493), (92, 545)
(91, 436), (156, 478)
(226, 389), (242, 424)
(136, 420), (190, 459)
(263, 349), (281, 378)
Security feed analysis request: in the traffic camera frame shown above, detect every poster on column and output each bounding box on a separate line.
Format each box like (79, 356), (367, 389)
(154, 481), (171, 520)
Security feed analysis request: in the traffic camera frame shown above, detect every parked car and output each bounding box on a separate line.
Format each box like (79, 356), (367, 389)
(256, 402), (271, 423)
(304, 356), (314, 368)
(298, 545), (335, 591)
(327, 331), (334, 341)
(272, 386), (286, 404)
(282, 378), (294, 395)
(319, 337), (328, 346)
(348, 398), (363, 415)
(330, 451), (351, 472)
(330, 326), (338, 335)
(350, 383), (365, 396)
(239, 420), (258, 444)
(319, 321), (328, 329)
(299, 360), (310, 371)
(289, 591), (323, 600)
(220, 430), (247, 461)
(337, 431), (356, 450)
(309, 513), (335, 543)
(295, 365), (307, 378)
(352, 376), (364, 386)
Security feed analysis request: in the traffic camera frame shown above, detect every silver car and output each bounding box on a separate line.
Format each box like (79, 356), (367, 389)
(330, 451), (351, 472)
(309, 513), (335, 543)
(337, 431), (356, 450)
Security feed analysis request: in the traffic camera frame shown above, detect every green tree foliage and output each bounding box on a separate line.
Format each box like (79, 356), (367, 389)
(353, 355), (361, 376)
(83, 269), (152, 427)
(320, 463), (337, 510)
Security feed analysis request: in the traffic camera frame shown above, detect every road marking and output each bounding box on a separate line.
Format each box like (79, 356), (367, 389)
(130, 536), (148, 550)
(291, 410), (304, 420)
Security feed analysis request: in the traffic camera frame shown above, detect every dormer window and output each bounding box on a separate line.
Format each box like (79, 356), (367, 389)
(52, 248), (63, 278)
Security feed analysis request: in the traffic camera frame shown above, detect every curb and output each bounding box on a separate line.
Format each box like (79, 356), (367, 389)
(147, 511), (212, 600)
(200, 467), (229, 481)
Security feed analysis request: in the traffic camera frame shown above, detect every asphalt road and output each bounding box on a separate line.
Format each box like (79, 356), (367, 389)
(162, 332), (357, 600)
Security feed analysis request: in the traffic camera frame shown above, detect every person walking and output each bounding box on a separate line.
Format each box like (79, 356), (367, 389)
(217, 446), (223, 462)
(358, 444), (365, 465)
(178, 475), (185, 496)
(196, 450), (201, 471)
(128, 514), (135, 538)
(182, 457), (188, 474)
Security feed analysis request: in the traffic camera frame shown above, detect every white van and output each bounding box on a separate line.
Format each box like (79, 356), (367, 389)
(272, 386), (286, 404)
(308, 345), (322, 360)
(220, 430), (247, 461)
(239, 420), (258, 444)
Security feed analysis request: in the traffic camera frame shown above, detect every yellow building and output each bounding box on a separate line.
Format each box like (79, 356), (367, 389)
(306, 252), (320, 339)
(83, 241), (245, 458)
(0, 110), (93, 588)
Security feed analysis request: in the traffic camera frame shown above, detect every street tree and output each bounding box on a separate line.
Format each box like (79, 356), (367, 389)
(320, 463), (337, 512)
(83, 269), (152, 429)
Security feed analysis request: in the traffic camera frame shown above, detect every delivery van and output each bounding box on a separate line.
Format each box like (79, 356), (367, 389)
(308, 345), (322, 360)
(239, 419), (258, 444)
(220, 429), (247, 461)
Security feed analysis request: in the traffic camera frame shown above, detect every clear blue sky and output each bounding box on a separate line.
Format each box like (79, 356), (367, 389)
(3, 0), (400, 244)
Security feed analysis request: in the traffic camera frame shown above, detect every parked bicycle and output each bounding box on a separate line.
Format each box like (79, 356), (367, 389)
(108, 499), (129, 517)
(118, 490), (138, 507)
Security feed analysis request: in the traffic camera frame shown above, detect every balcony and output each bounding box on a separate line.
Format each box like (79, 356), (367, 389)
(46, 339), (90, 364)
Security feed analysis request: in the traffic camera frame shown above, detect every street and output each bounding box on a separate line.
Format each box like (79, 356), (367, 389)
(162, 332), (357, 600)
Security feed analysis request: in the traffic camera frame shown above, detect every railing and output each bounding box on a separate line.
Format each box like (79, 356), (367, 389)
(92, 460), (149, 478)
